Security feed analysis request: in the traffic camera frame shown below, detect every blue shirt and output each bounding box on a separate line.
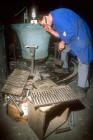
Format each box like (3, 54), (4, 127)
(51, 8), (93, 64)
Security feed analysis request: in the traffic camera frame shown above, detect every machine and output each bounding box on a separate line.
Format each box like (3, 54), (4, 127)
(0, 7), (83, 140)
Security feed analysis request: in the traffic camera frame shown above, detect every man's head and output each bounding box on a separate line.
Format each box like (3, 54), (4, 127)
(38, 13), (52, 26)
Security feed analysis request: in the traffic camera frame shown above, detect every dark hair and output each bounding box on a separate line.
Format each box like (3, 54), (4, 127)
(38, 12), (49, 21)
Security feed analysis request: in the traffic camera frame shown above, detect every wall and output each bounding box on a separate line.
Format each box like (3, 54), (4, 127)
(0, 24), (7, 85)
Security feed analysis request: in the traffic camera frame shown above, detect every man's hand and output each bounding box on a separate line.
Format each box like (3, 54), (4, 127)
(44, 25), (52, 33)
(58, 41), (65, 51)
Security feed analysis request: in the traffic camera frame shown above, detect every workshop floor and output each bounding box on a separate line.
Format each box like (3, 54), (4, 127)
(0, 74), (93, 140)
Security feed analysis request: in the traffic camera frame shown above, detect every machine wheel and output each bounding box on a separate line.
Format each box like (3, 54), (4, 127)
(56, 58), (78, 85)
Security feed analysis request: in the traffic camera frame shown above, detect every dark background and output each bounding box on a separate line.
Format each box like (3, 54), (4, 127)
(0, 0), (93, 29)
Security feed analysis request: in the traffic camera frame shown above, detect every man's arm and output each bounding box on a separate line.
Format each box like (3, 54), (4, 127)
(44, 25), (65, 51)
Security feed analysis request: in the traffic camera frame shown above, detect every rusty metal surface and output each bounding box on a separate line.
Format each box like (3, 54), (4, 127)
(1, 69), (30, 96)
(29, 85), (83, 107)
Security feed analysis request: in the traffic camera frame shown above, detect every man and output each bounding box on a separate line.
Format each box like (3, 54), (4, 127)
(38, 8), (93, 94)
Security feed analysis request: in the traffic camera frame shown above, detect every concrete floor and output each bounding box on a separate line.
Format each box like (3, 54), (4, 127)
(0, 74), (93, 140)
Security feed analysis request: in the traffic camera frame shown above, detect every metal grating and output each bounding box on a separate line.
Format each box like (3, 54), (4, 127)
(29, 85), (83, 107)
(1, 69), (30, 96)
